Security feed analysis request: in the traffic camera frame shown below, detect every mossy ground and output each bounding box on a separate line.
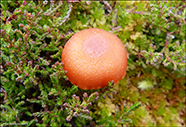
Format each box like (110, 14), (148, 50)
(0, 1), (185, 126)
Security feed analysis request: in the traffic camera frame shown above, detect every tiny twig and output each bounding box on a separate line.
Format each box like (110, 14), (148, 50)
(56, 3), (72, 27)
(103, 1), (112, 12)
(0, 87), (8, 103)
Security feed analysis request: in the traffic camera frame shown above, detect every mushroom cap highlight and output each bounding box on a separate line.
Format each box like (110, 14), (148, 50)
(61, 28), (127, 90)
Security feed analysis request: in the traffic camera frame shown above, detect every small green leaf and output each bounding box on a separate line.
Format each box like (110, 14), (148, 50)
(152, 69), (157, 76)
(126, 102), (141, 114)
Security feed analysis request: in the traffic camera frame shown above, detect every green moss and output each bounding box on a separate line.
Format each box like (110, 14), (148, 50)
(1, 1), (185, 126)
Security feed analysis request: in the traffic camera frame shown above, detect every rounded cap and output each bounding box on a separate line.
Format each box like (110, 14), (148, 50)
(62, 28), (127, 90)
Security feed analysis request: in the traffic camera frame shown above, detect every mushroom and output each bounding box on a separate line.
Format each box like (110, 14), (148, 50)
(61, 28), (127, 90)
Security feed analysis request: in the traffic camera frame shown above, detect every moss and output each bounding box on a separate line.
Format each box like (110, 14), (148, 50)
(0, 1), (185, 126)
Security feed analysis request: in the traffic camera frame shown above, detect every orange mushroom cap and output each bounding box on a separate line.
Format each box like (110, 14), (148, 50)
(61, 28), (127, 90)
